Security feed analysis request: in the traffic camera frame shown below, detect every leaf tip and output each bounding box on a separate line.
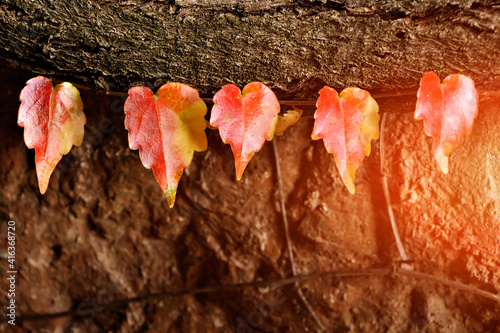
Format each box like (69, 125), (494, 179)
(435, 145), (450, 174)
(234, 151), (253, 181)
(340, 164), (357, 195)
(165, 188), (177, 208)
(38, 181), (48, 195)
(35, 158), (56, 195)
(346, 182), (355, 195)
(342, 173), (356, 195)
(437, 159), (449, 174)
(235, 162), (246, 181)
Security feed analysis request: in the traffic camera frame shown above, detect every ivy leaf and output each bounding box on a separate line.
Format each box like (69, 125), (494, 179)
(18, 76), (85, 194)
(275, 106), (303, 136)
(210, 82), (280, 180)
(124, 83), (208, 207)
(311, 86), (379, 194)
(415, 72), (478, 174)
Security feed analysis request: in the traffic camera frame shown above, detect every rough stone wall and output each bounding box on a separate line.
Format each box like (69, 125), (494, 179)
(0, 65), (499, 332)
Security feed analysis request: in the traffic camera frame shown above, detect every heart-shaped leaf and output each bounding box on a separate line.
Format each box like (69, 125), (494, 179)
(415, 72), (478, 173)
(18, 76), (86, 194)
(312, 86), (379, 194)
(124, 83), (208, 207)
(210, 82), (280, 180)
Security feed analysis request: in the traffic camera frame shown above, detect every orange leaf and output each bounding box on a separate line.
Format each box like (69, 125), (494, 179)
(124, 83), (207, 207)
(18, 76), (85, 194)
(311, 86), (379, 194)
(415, 72), (478, 173)
(210, 82), (280, 180)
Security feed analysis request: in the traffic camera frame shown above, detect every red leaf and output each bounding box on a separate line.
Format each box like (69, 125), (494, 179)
(415, 72), (478, 173)
(18, 76), (85, 194)
(311, 86), (380, 194)
(124, 83), (208, 207)
(210, 82), (280, 180)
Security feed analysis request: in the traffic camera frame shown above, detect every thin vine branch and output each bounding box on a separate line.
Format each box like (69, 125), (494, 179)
(272, 138), (326, 331)
(7, 267), (390, 324)
(9, 265), (500, 324)
(380, 113), (410, 268)
(272, 139), (296, 276)
(64, 80), (500, 108)
(396, 268), (500, 303)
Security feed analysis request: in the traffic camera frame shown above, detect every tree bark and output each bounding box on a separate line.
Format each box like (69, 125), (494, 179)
(0, 0), (499, 96)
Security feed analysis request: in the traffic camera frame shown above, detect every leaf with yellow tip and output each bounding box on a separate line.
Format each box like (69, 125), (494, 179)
(311, 86), (379, 194)
(275, 106), (303, 136)
(124, 83), (207, 207)
(210, 82), (280, 180)
(18, 76), (86, 194)
(415, 72), (478, 174)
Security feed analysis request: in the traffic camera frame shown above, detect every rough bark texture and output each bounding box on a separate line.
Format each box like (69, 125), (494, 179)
(0, 0), (499, 332)
(0, 0), (499, 96)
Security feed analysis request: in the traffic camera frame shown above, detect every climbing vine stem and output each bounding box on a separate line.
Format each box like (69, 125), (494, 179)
(9, 265), (499, 324)
(380, 112), (410, 268)
(272, 138), (326, 331)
